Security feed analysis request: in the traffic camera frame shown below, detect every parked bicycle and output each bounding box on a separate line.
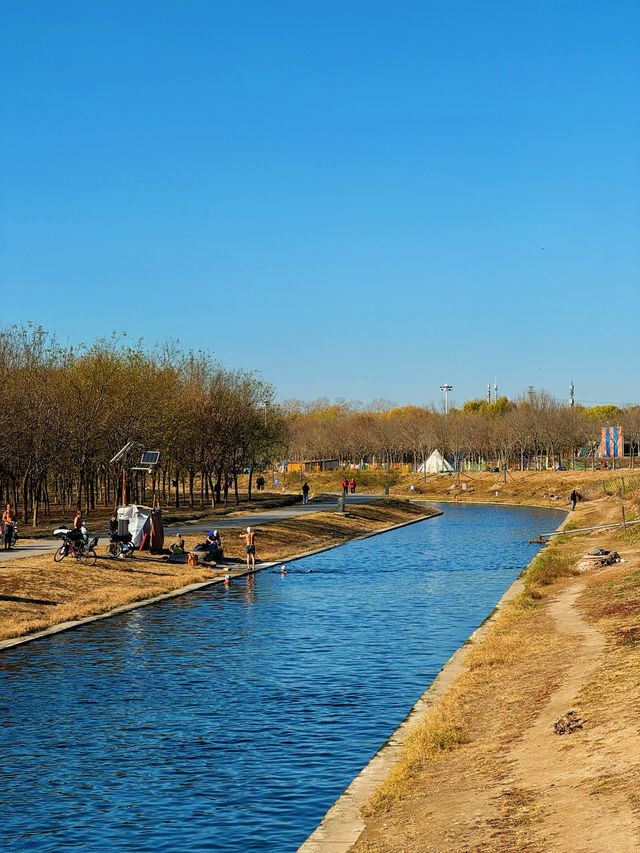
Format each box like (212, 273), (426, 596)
(53, 526), (98, 565)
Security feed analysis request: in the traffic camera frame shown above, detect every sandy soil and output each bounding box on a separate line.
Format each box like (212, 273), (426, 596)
(351, 489), (640, 852)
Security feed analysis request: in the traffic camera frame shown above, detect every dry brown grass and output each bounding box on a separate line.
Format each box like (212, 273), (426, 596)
(362, 592), (564, 822)
(0, 499), (435, 643)
(287, 468), (637, 509)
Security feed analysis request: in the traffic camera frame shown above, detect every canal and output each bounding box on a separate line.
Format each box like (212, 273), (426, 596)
(0, 502), (564, 852)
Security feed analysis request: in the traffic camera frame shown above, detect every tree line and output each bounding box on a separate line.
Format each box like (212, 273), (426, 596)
(284, 393), (640, 472)
(0, 325), (286, 526)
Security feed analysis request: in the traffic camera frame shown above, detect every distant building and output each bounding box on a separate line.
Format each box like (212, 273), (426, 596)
(286, 459), (340, 474)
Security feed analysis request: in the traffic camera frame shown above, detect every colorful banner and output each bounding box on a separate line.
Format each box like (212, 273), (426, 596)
(600, 425), (624, 458)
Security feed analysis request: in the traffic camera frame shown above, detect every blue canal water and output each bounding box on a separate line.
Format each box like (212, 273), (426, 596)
(0, 502), (564, 852)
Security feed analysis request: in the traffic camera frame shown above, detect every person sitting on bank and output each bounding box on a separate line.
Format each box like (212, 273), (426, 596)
(205, 528), (223, 560)
(169, 532), (185, 554)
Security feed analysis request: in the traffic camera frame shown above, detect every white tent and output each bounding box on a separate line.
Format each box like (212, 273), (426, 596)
(417, 449), (454, 474)
(117, 504), (152, 547)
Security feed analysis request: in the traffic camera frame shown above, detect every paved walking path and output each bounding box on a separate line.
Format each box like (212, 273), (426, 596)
(1, 494), (379, 562)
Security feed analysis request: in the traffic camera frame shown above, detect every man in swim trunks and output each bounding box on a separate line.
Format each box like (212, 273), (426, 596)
(241, 526), (258, 570)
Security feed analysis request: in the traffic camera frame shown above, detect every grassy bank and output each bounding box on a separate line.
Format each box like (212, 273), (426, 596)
(279, 468), (640, 508)
(351, 489), (640, 852)
(0, 499), (436, 644)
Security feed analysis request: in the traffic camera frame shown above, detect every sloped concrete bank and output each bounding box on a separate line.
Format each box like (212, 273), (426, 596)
(0, 510), (441, 653)
(297, 508), (569, 853)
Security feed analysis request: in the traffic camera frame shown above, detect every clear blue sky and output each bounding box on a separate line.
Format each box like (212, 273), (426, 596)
(1, 1), (638, 408)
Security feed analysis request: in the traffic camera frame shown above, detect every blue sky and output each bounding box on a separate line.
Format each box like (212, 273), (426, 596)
(1, 1), (638, 408)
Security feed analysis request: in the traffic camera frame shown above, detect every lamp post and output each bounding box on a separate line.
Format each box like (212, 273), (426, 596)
(440, 383), (453, 416)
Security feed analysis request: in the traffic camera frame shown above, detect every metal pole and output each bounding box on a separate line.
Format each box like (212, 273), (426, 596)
(541, 519), (640, 537)
(440, 383), (453, 416)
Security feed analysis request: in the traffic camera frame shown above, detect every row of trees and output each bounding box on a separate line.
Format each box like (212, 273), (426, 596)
(284, 394), (640, 472)
(0, 326), (286, 525)
(4, 323), (638, 527)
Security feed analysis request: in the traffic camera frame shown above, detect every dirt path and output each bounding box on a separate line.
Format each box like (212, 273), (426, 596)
(350, 494), (640, 853)
(508, 581), (639, 852)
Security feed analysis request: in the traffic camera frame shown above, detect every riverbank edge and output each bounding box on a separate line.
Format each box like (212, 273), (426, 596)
(296, 506), (570, 853)
(0, 508), (442, 653)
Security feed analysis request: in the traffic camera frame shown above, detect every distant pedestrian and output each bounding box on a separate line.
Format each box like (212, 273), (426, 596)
(349, 478), (356, 494)
(570, 489), (577, 511)
(302, 482), (310, 504)
(342, 478), (348, 495)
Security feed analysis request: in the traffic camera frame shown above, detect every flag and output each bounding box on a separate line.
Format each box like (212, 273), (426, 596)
(600, 426), (624, 458)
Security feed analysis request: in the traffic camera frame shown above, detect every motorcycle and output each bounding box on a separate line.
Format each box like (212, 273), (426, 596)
(53, 526), (98, 565)
(3, 522), (18, 549)
(107, 531), (135, 559)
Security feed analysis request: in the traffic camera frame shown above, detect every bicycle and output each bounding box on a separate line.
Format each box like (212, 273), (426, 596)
(53, 526), (98, 566)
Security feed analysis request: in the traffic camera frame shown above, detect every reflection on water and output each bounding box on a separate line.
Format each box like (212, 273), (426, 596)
(0, 503), (564, 852)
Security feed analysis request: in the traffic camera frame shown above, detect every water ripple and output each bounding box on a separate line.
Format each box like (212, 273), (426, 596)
(0, 503), (563, 852)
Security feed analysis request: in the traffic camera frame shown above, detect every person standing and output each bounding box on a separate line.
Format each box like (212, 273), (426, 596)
(570, 489), (577, 511)
(342, 477), (348, 495)
(349, 478), (356, 494)
(241, 526), (258, 570)
(302, 482), (310, 504)
(2, 503), (16, 550)
(69, 508), (86, 547)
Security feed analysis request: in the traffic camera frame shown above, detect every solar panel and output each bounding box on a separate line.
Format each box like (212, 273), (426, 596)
(140, 451), (160, 465)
